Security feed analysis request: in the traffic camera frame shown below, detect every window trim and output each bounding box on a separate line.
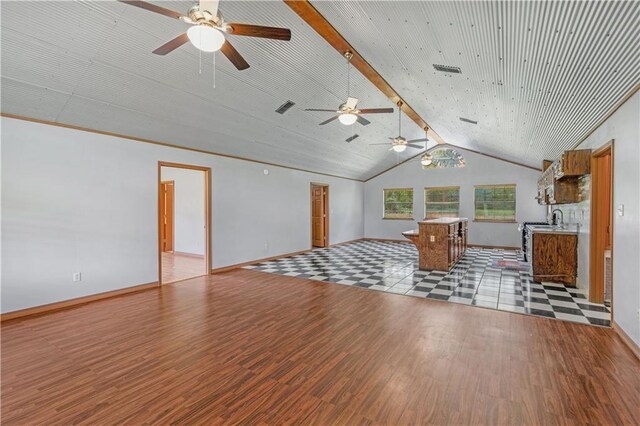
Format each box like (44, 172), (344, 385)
(473, 184), (517, 223)
(423, 186), (460, 220)
(383, 187), (414, 220)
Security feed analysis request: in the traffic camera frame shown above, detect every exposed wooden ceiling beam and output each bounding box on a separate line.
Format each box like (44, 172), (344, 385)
(284, 0), (445, 145)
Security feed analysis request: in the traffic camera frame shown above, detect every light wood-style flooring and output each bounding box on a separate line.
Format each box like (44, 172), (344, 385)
(2, 270), (639, 424)
(161, 252), (206, 284)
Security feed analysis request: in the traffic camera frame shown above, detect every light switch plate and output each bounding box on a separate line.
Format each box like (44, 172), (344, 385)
(617, 204), (624, 216)
(430, 235), (435, 242)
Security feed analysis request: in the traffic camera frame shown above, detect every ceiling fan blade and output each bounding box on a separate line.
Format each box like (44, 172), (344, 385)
(356, 115), (371, 126)
(358, 108), (394, 114)
(220, 40), (250, 70)
(305, 108), (337, 112)
(200, 0), (219, 17)
(407, 138), (429, 143)
(118, 1), (183, 20)
(319, 115), (340, 125)
(407, 143), (424, 149)
(345, 97), (359, 109)
(152, 33), (189, 55)
(226, 23), (291, 40)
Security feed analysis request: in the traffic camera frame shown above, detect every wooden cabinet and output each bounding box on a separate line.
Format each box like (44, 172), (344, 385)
(532, 232), (578, 286)
(417, 218), (468, 272)
(537, 149), (591, 205)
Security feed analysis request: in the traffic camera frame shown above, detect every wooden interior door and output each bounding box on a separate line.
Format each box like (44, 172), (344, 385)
(311, 184), (328, 248)
(160, 181), (174, 252)
(590, 144), (613, 303)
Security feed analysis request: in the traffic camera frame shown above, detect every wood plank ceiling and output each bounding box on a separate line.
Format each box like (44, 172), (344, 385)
(1, 1), (638, 179)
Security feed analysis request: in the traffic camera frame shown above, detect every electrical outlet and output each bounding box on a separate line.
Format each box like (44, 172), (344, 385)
(73, 272), (82, 282)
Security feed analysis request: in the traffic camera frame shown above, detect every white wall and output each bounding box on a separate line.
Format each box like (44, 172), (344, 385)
(160, 167), (205, 256)
(554, 91), (640, 346)
(363, 146), (546, 247)
(1, 117), (364, 313)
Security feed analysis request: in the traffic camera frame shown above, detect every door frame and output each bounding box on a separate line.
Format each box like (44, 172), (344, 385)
(310, 183), (329, 249)
(160, 180), (175, 253)
(158, 161), (212, 285)
(589, 140), (614, 310)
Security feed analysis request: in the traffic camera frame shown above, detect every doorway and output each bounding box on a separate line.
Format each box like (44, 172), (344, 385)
(311, 183), (329, 248)
(158, 162), (211, 285)
(589, 141), (613, 307)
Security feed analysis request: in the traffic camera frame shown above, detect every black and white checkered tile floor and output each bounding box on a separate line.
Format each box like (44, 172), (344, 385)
(245, 241), (611, 327)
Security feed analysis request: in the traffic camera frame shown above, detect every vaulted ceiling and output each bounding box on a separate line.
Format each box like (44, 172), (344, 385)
(1, 1), (638, 180)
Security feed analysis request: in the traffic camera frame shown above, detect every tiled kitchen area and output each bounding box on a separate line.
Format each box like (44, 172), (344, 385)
(246, 240), (611, 326)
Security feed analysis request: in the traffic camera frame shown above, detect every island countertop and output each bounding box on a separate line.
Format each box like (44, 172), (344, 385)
(417, 217), (468, 225)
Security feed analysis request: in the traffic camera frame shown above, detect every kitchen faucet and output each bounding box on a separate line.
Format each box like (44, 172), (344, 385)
(551, 208), (564, 227)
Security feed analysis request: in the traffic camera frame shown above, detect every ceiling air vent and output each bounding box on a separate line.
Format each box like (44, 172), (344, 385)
(433, 64), (462, 74)
(345, 134), (359, 143)
(459, 117), (478, 124)
(275, 100), (295, 114)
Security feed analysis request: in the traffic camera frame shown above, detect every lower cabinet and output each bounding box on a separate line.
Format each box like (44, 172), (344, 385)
(532, 233), (578, 286)
(418, 219), (468, 272)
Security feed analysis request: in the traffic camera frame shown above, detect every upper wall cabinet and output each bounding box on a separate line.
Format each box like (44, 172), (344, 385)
(537, 149), (591, 205)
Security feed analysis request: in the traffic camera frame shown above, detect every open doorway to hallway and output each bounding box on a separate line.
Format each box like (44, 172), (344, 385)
(159, 162), (211, 284)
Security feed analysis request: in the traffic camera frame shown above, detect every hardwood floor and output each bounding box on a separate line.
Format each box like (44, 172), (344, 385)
(161, 252), (206, 284)
(2, 270), (639, 425)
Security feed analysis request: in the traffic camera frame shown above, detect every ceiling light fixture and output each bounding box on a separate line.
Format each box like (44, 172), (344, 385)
(338, 113), (358, 125)
(392, 144), (407, 153)
(421, 154), (433, 166)
(187, 25), (225, 52)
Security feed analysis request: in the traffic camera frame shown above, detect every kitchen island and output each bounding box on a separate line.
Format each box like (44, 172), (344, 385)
(403, 218), (468, 272)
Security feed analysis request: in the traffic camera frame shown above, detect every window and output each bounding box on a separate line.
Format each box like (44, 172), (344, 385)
(474, 184), (516, 222)
(424, 186), (460, 219)
(383, 188), (413, 219)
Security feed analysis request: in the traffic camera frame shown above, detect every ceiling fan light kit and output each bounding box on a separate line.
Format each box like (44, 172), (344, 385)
(187, 25), (225, 52)
(392, 144), (407, 153)
(338, 113), (358, 125)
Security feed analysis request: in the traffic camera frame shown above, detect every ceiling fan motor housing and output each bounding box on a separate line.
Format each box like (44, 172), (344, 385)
(188, 4), (221, 26)
(338, 103), (354, 113)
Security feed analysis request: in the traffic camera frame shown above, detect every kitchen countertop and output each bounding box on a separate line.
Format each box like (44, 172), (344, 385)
(418, 217), (468, 225)
(527, 224), (579, 235)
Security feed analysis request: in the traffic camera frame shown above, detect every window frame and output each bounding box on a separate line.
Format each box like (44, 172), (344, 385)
(382, 188), (414, 220)
(424, 186), (460, 220)
(473, 184), (517, 223)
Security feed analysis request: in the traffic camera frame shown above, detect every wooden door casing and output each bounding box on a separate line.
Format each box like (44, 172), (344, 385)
(160, 181), (174, 252)
(590, 142), (613, 304)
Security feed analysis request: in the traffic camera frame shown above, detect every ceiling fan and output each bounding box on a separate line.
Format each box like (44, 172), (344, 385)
(305, 52), (394, 126)
(117, 0), (291, 70)
(370, 103), (429, 152)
